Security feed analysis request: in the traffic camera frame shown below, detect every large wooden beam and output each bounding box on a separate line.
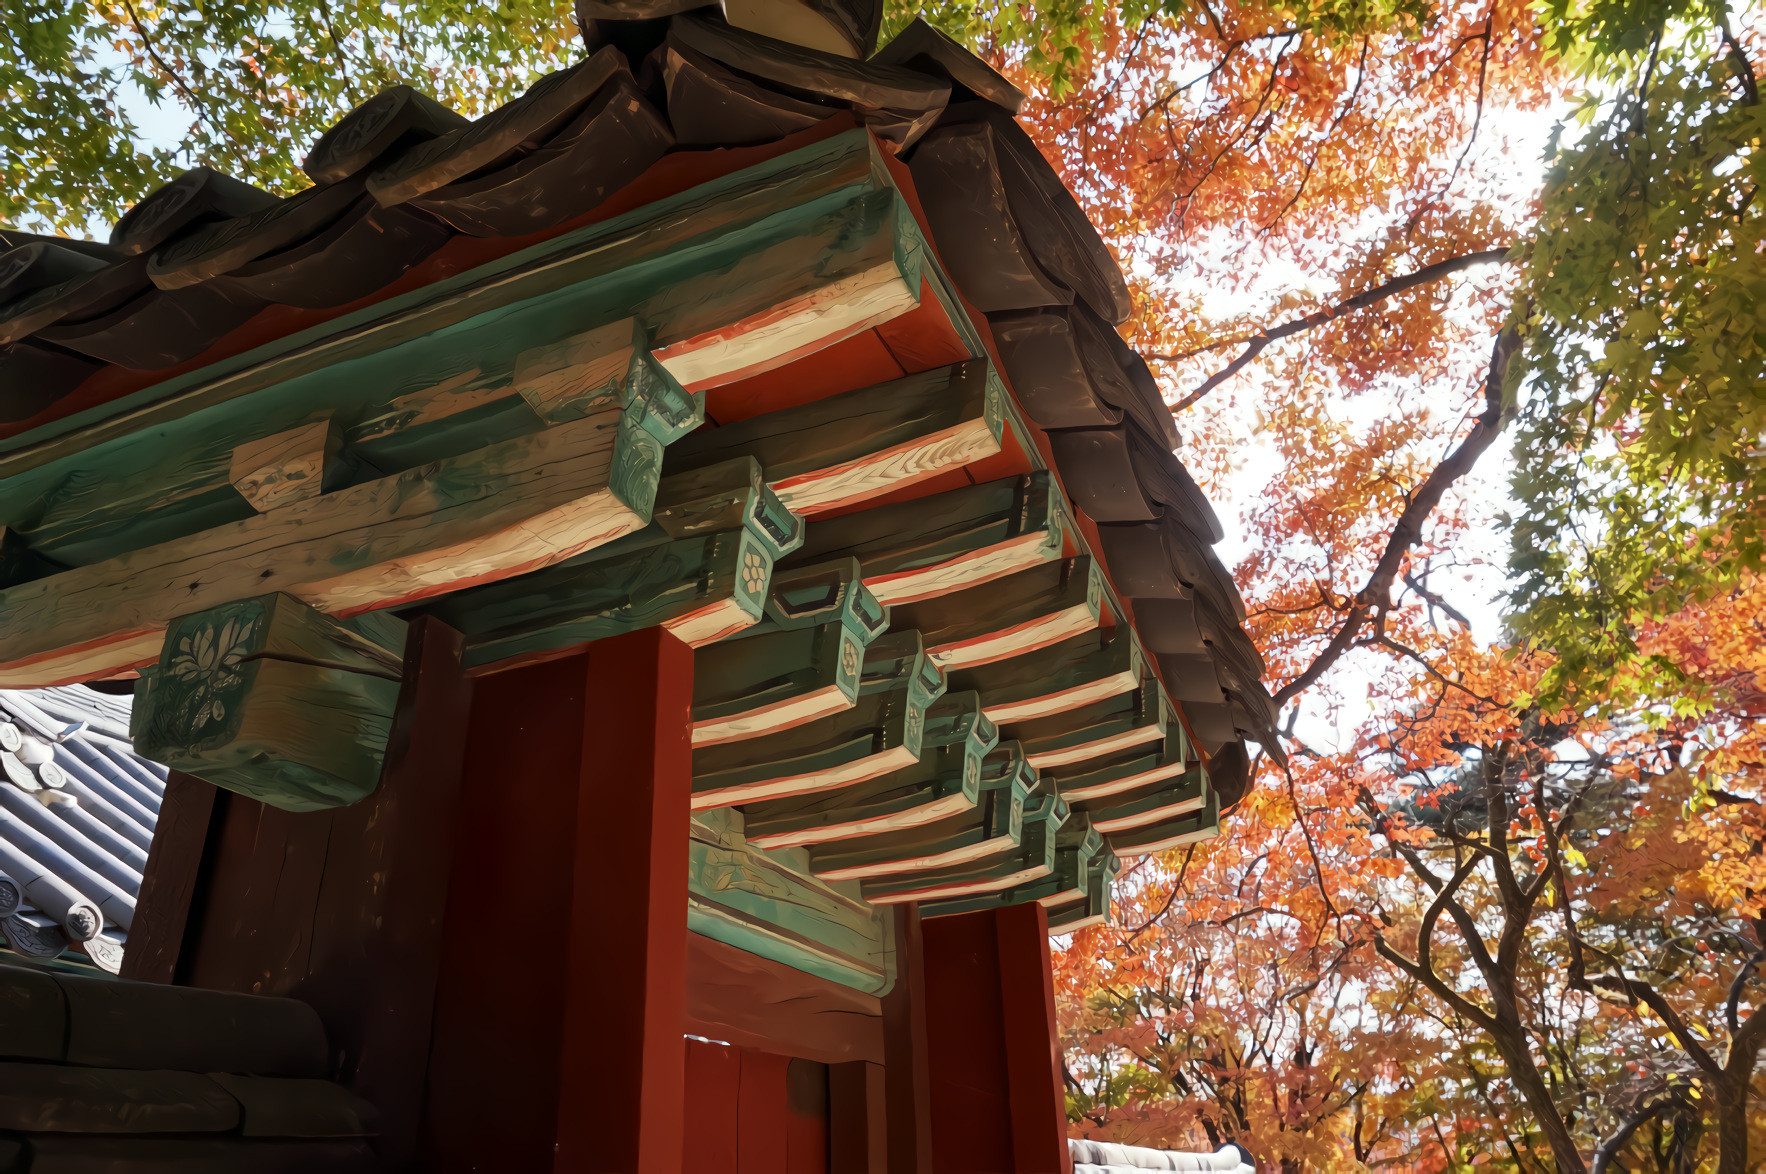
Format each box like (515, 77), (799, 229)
(0, 373), (696, 686)
(950, 626), (1143, 727)
(689, 808), (893, 993)
(131, 594), (407, 810)
(781, 473), (1068, 607)
(891, 556), (1103, 672)
(686, 931), (885, 1065)
(1006, 677), (1169, 770)
(691, 634), (948, 809)
(665, 360), (1005, 518)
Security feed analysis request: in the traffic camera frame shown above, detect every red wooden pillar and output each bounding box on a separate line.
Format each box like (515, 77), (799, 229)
(558, 627), (692, 1174)
(881, 905), (933, 1174)
(921, 904), (1070, 1174)
(423, 628), (691, 1174)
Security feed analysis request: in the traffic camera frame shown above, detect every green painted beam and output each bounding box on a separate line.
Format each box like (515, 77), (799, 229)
(779, 471), (1068, 607)
(1000, 673), (1168, 770)
(953, 625), (1146, 728)
(131, 593), (406, 811)
(688, 808), (893, 994)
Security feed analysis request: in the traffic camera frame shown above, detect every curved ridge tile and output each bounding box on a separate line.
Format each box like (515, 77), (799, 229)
(0, 229), (118, 262)
(663, 38), (840, 146)
(911, 120), (1072, 312)
(1049, 427), (1158, 524)
(1070, 306), (1181, 448)
(304, 85), (471, 184)
(368, 48), (627, 207)
(1131, 598), (1206, 657)
(0, 257), (149, 348)
(871, 16), (1024, 113)
(0, 342), (102, 423)
(36, 282), (266, 371)
(146, 178), (366, 290)
(409, 68), (672, 236)
(928, 103), (1132, 326)
(725, 0), (882, 58)
(0, 244), (112, 306)
(674, 11), (947, 112)
(227, 199), (453, 308)
(110, 168), (279, 258)
(987, 309), (1124, 429)
(1124, 424), (1223, 542)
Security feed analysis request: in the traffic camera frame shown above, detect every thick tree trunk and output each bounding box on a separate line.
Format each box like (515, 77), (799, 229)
(1713, 1069), (1749, 1174)
(1486, 988), (1588, 1174)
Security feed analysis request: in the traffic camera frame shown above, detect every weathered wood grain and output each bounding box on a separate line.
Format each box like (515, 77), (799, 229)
(0, 397), (676, 687)
(892, 555), (1102, 672)
(1107, 790), (1222, 858)
(808, 759), (1034, 882)
(666, 360), (1003, 518)
(228, 419), (346, 513)
(861, 782), (1066, 906)
(116, 770), (215, 984)
(690, 807), (892, 992)
(780, 473), (1066, 608)
(1080, 768), (1208, 835)
(131, 594), (407, 810)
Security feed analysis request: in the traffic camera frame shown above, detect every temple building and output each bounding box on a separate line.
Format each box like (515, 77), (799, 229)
(0, 1), (1274, 1169)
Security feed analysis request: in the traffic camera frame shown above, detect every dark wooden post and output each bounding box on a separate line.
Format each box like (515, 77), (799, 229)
(881, 905), (933, 1174)
(921, 905), (1070, 1174)
(557, 626), (692, 1174)
(994, 902), (1070, 1174)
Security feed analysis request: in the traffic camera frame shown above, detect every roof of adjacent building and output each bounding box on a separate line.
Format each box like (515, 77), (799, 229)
(1070, 1138), (1257, 1174)
(0, 686), (164, 973)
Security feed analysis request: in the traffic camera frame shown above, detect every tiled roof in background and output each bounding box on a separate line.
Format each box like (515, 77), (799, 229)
(0, 686), (164, 973)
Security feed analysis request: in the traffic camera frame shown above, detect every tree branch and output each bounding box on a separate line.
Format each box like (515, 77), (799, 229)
(1272, 323), (1520, 710)
(1155, 248), (1510, 412)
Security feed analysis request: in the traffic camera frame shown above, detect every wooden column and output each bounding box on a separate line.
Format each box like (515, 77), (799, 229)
(422, 628), (692, 1174)
(994, 902), (1070, 1174)
(880, 905), (932, 1174)
(559, 627), (692, 1174)
(117, 771), (216, 985)
(921, 906), (1070, 1174)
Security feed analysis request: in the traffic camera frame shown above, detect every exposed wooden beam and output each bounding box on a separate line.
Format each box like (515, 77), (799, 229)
(691, 651), (950, 809)
(781, 472), (1067, 608)
(808, 754), (1043, 882)
(229, 419), (345, 512)
(891, 556), (1103, 672)
(1079, 768), (1209, 836)
(0, 369), (699, 687)
(860, 783), (1067, 906)
(1046, 729), (1194, 804)
(944, 621), (1146, 733)
(666, 360), (1004, 518)
(427, 458), (804, 671)
(130, 594), (406, 810)
(1007, 676), (1169, 769)
(1106, 791), (1222, 858)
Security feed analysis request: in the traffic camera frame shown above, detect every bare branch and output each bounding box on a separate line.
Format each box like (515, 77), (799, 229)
(1272, 323), (1520, 710)
(1154, 248), (1510, 412)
